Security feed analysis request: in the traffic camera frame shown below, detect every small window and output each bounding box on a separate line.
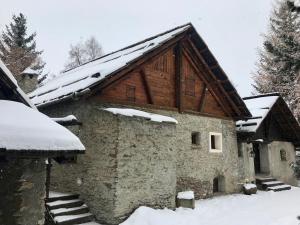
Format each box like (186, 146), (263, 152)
(209, 132), (222, 152)
(238, 142), (243, 157)
(191, 132), (200, 145)
(126, 85), (136, 102)
(280, 149), (287, 161)
(185, 75), (195, 96)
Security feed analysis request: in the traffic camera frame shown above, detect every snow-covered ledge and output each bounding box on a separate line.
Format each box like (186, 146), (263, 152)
(102, 108), (178, 124)
(52, 115), (82, 126)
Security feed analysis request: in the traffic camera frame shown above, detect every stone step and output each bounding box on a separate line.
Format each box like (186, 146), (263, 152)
(267, 184), (291, 192)
(47, 191), (80, 202)
(256, 177), (276, 185)
(50, 204), (89, 217)
(54, 213), (94, 225)
(46, 199), (84, 210)
(262, 181), (284, 189)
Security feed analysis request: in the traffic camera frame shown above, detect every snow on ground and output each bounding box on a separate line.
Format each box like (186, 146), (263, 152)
(121, 188), (300, 225)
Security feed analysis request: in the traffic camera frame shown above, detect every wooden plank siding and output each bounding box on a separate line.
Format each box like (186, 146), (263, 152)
(95, 38), (233, 119)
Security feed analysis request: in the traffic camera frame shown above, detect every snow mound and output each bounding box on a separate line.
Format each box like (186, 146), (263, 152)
(0, 100), (85, 152)
(177, 191), (194, 199)
(103, 108), (178, 124)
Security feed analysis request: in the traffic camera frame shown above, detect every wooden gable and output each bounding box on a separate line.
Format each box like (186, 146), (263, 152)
(95, 38), (232, 119)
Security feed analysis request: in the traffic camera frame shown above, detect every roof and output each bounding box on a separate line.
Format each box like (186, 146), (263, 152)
(236, 93), (279, 132)
(29, 23), (250, 118)
(0, 60), (35, 108)
(236, 93), (300, 146)
(0, 59), (85, 156)
(29, 24), (190, 106)
(103, 108), (178, 124)
(0, 100), (85, 154)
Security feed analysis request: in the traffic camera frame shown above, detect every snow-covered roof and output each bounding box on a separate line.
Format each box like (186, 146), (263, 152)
(29, 25), (191, 107)
(103, 108), (178, 124)
(0, 60), (36, 108)
(236, 94), (279, 133)
(0, 100), (85, 153)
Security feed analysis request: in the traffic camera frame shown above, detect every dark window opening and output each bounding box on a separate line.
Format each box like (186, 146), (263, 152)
(126, 85), (136, 102)
(213, 177), (219, 193)
(185, 75), (195, 96)
(238, 142), (243, 157)
(280, 149), (287, 161)
(211, 135), (216, 149)
(191, 132), (200, 145)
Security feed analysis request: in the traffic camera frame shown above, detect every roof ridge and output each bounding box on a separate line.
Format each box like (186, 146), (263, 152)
(243, 92), (280, 100)
(63, 23), (192, 73)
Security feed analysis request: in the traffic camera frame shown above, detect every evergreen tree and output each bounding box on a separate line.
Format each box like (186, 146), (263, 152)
(253, 0), (300, 120)
(0, 13), (45, 78)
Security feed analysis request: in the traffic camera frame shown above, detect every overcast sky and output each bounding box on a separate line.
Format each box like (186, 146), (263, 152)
(0, 0), (275, 97)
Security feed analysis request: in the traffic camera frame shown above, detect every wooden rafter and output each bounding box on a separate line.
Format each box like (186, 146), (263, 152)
(91, 32), (188, 93)
(175, 42), (183, 113)
(181, 47), (231, 117)
(198, 84), (207, 112)
(140, 69), (154, 104)
(186, 38), (242, 117)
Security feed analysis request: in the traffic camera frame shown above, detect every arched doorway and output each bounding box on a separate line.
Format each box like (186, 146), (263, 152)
(213, 175), (225, 193)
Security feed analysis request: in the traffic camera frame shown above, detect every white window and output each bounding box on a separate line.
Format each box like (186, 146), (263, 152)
(209, 132), (222, 153)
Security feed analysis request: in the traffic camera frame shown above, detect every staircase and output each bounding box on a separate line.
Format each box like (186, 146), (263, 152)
(256, 177), (291, 192)
(45, 191), (102, 225)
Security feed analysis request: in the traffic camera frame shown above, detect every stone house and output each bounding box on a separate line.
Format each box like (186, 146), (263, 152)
(236, 93), (300, 186)
(0, 60), (85, 225)
(29, 23), (252, 224)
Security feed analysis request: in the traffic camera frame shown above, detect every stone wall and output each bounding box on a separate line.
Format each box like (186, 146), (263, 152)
(43, 101), (119, 224)
(237, 142), (255, 183)
(114, 115), (177, 221)
(0, 158), (46, 225)
(41, 100), (241, 224)
(268, 141), (297, 185)
(160, 112), (241, 199)
(17, 74), (38, 94)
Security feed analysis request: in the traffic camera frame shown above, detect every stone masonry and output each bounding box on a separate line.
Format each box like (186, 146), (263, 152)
(0, 158), (46, 225)
(41, 99), (242, 224)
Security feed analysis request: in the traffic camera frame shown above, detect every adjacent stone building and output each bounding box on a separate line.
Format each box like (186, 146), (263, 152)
(0, 60), (85, 225)
(236, 93), (300, 186)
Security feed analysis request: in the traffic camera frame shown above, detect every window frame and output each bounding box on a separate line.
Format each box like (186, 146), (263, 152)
(126, 85), (136, 102)
(191, 132), (200, 146)
(209, 132), (222, 153)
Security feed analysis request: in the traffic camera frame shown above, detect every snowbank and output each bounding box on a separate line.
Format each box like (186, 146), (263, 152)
(243, 183), (257, 190)
(0, 100), (85, 152)
(120, 188), (300, 225)
(103, 108), (178, 124)
(177, 191), (194, 200)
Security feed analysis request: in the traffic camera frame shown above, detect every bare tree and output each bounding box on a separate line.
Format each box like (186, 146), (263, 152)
(85, 36), (103, 61)
(64, 36), (103, 71)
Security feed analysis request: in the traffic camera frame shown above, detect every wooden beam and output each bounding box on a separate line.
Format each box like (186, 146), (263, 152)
(140, 69), (154, 104)
(186, 38), (242, 117)
(198, 85), (207, 112)
(175, 42), (183, 113)
(91, 32), (188, 93)
(181, 47), (231, 117)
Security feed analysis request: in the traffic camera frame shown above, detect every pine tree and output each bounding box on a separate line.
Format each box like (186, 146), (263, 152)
(0, 13), (45, 78)
(253, 0), (300, 120)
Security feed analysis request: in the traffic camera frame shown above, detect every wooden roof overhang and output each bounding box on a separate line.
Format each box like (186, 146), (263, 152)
(237, 97), (300, 147)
